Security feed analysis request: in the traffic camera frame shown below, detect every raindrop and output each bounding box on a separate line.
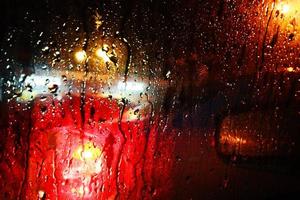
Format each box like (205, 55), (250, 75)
(13, 88), (23, 97)
(48, 84), (58, 93)
(102, 44), (109, 52)
(25, 84), (33, 92)
(109, 55), (118, 65)
(176, 155), (182, 162)
(134, 109), (139, 115)
(106, 62), (110, 70)
(165, 70), (171, 79)
(288, 33), (295, 41)
(40, 95), (47, 101)
(62, 75), (67, 83)
(40, 106), (47, 114)
(53, 51), (60, 57)
(19, 74), (26, 82)
(45, 79), (50, 85)
(42, 46), (50, 54)
(41, 65), (48, 70)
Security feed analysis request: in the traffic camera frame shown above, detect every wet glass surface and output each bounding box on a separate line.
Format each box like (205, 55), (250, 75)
(0, 0), (300, 199)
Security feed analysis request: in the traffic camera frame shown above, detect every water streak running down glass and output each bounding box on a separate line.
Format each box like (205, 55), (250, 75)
(0, 0), (300, 199)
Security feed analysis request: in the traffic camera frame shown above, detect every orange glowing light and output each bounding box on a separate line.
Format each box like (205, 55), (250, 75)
(72, 142), (101, 161)
(220, 134), (247, 145)
(64, 142), (102, 179)
(286, 67), (294, 72)
(38, 190), (45, 199)
(71, 186), (90, 198)
(277, 1), (294, 15)
(281, 4), (290, 14)
(74, 50), (87, 63)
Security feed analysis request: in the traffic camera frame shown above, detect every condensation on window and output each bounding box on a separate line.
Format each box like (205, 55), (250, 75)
(0, 0), (299, 199)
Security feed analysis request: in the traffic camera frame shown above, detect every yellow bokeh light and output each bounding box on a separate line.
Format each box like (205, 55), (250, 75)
(286, 67), (294, 72)
(74, 50), (87, 63)
(282, 4), (290, 14)
(73, 142), (101, 161)
(18, 90), (37, 101)
(71, 186), (89, 197)
(95, 48), (110, 63)
(277, 1), (291, 14)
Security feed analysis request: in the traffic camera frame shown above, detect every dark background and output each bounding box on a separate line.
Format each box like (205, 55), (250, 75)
(1, 0), (300, 199)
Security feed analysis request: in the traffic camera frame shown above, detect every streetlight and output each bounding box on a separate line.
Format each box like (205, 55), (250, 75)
(74, 50), (87, 63)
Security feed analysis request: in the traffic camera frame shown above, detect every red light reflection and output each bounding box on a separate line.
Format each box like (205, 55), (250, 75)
(0, 95), (175, 199)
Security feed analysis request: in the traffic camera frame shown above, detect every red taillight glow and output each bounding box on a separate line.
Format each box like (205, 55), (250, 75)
(0, 95), (175, 199)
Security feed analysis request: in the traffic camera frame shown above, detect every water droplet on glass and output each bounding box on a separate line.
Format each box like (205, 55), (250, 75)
(38, 190), (45, 199)
(40, 106), (47, 114)
(102, 44), (109, 52)
(165, 70), (171, 79)
(25, 84), (33, 92)
(41, 65), (48, 70)
(134, 109), (139, 115)
(62, 75), (67, 83)
(40, 95), (47, 101)
(19, 74), (26, 82)
(42, 46), (50, 54)
(53, 51), (60, 57)
(48, 84), (58, 94)
(45, 79), (50, 85)
(13, 88), (23, 97)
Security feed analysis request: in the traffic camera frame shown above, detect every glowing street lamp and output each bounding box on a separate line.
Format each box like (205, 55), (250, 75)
(286, 67), (294, 72)
(280, 3), (290, 14)
(74, 50), (87, 63)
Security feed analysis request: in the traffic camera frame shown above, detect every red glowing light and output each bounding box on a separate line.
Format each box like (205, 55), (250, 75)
(0, 94), (175, 199)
